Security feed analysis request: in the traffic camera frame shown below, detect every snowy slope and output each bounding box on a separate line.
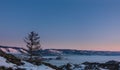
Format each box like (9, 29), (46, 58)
(0, 56), (15, 67)
(0, 46), (27, 54)
(0, 56), (54, 70)
(19, 61), (54, 70)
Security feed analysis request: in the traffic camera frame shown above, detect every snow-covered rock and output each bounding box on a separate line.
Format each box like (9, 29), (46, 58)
(0, 56), (55, 70)
(19, 61), (55, 70)
(0, 56), (16, 67)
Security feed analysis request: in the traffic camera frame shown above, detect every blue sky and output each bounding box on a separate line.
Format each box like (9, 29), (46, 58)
(0, 0), (120, 51)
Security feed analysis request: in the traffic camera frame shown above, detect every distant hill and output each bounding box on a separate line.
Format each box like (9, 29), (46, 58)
(0, 45), (120, 56)
(0, 45), (27, 54)
(40, 49), (120, 56)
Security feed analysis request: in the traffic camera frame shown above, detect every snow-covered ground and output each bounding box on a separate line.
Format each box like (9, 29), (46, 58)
(0, 57), (15, 67)
(0, 54), (120, 70)
(44, 55), (120, 66)
(0, 56), (54, 70)
(19, 61), (54, 70)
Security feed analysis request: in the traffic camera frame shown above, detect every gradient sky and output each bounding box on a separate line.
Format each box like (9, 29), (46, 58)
(0, 0), (120, 51)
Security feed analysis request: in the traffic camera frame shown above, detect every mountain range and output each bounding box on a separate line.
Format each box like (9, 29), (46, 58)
(0, 45), (120, 56)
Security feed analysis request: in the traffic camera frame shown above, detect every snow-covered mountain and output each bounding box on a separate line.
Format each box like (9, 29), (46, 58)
(0, 45), (27, 54)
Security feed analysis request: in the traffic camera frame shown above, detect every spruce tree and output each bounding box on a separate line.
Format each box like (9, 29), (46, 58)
(24, 31), (41, 59)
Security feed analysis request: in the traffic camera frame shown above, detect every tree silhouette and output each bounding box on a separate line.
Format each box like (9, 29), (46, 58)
(24, 31), (41, 59)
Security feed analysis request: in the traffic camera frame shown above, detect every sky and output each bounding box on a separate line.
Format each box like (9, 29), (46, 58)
(0, 0), (120, 51)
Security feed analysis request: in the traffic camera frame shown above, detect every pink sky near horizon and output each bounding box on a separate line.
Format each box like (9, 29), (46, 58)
(1, 40), (120, 51)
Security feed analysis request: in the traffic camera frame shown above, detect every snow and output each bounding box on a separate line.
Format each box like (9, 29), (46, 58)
(19, 64), (54, 70)
(0, 56), (15, 67)
(19, 61), (54, 70)
(0, 47), (27, 54)
(0, 54), (119, 70)
(0, 48), (21, 54)
(45, 55), (120, 66)
(49, 49), (62, 54)
(0, 56), (54, 70)
(0, 48), (8, 53)
(38, 65), (54, 70)
(99, 68), (109, 70)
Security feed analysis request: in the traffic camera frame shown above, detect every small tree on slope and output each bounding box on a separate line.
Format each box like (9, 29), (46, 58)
(24, 31), (41, 60)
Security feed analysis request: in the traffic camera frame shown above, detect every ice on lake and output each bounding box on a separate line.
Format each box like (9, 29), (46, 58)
(44, 55), (120, 66)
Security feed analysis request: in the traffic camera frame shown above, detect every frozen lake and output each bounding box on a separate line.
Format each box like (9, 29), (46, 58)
(44, 55), (120, 66)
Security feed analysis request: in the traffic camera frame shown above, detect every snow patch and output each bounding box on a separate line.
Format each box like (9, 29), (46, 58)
(19, 61), (55, 70)
(0, 56), (15, 67)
